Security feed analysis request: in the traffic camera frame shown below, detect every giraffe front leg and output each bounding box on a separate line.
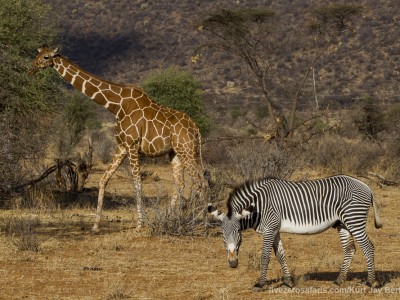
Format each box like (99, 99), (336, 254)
(253, 229), (276, 292)
(92, 146), (127, 233)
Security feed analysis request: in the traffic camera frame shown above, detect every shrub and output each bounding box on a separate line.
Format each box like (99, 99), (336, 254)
(141, 66), (211, 135)
(308, 133), (382, 174)
(147, 195), (206, 236)
(1, 216), (41, 252)
(226, 139), (298, 182)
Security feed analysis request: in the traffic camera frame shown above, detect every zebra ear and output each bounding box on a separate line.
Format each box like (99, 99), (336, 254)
(237, 203), (255, 219)
(208, 204), (224, 221)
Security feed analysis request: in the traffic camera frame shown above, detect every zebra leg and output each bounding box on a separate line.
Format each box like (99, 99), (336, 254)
(273, 233), (294, 288)
(253, 229), (276, 292)
(334, 224), (356, 286)
(349, 228), (378, 287)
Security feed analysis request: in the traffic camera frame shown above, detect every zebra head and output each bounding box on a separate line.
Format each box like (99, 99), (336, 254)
(208, 203), (254, 268)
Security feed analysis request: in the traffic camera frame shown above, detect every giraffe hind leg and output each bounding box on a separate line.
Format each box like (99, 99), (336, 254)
(170, 154), (184, 208)
(92, 145), (127, 233)
(127, 147), (145, 228)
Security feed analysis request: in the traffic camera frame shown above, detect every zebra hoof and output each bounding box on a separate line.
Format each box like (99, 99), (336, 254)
(252, 283), (264, 292)
(367, 280), (381, 289)
(282, 277), (294, 288)
(334, 278), (345, 286)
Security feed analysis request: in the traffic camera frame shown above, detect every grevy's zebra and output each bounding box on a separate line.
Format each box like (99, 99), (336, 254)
(208, 175), (382, 291)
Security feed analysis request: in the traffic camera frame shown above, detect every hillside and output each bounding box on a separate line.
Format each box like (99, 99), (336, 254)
(44, 0), (399, 123)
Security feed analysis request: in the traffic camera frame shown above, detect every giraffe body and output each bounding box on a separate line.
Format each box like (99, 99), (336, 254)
(31, 47), (207, 231)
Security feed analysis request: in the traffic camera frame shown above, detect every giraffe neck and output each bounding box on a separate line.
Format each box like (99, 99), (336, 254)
(52, 56), (124, 116)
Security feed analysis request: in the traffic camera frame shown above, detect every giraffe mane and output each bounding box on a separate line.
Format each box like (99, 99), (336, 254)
(59, 55), (137, 89)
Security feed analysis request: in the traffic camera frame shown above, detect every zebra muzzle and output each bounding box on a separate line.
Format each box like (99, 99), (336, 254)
(228, 251), (238, 268)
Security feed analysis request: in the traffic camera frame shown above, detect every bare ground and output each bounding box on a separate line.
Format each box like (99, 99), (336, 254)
(0, 164), (399, 299)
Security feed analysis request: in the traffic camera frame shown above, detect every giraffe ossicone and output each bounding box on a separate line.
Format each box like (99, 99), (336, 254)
(30, 47), (208, 231)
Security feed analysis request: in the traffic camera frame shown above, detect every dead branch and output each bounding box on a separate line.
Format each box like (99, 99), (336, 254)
(12, 165), (58, 191)
(9, 138), (94, 193)
(367, 172), (399, 187)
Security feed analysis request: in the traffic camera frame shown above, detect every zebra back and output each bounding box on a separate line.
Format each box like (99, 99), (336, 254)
(227, 175), (378, 230)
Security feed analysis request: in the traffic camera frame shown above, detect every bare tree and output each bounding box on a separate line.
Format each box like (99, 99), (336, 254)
(198, 5), (361, 138)
(287, 4), (362, 135)
(199, 8), (279, 126)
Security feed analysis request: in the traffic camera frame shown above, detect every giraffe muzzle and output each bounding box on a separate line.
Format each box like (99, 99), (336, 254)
(28, 65), (39, 76)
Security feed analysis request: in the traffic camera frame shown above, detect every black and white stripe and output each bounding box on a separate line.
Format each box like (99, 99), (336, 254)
(209, 175), (382, 291)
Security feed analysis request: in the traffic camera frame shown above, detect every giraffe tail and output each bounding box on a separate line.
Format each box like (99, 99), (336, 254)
(196, 130), (212, 188)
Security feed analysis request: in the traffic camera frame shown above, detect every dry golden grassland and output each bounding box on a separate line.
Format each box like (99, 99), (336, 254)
(0, 165), (399, 299)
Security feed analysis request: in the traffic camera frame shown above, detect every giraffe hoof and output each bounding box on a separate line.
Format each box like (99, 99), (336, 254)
(90, 227), (100, 235)
(137, 221), (144, 230)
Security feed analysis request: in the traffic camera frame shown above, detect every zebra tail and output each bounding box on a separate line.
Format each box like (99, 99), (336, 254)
(372, 197), (383, 229)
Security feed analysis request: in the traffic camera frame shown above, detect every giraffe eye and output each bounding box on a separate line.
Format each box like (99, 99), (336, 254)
(43, 55), (49, 60)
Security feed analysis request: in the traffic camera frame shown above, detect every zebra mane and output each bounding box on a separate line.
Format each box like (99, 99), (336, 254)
(226, 177), (278, 218)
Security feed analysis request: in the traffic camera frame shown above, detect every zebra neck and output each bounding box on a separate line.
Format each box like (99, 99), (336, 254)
(240, 215), (258, 231)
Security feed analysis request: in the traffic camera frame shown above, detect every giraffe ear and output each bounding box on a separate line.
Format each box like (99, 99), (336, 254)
(208, 204), (225, 221)
(37, 48), (43, 53)
(53, 47), (61, 55)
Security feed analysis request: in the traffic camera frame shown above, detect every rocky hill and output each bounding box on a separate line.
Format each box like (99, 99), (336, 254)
(45, 0), (400, 128)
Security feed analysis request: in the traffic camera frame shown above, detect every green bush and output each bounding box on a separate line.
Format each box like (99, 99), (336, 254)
(64, 92), (100, 136)
(141, 66), (211, 135)
(0, 0), (60, 190)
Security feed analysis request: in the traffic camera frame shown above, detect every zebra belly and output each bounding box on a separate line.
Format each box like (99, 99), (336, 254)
(280, 218), (337, 234)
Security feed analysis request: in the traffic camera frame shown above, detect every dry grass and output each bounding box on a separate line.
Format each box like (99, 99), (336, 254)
(0, 165), (399, 299)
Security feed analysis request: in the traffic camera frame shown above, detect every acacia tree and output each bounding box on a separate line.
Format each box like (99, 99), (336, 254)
(288, 4), (362, 134)
(199, 8), (278, 127)
(198, 5), (361, 137)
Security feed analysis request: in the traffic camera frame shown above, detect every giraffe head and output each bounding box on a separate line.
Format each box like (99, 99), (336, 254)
(29, 47), (60, 75)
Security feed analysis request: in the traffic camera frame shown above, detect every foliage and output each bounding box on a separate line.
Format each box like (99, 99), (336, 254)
(0, 0), (56, 55)
(53, 91), (100, 156)
(0, 0), (60, 191)
(200, 8), (275, 54)
(310, 4), (362, 38)
(141, 66), (211, 135)
(355, 98), (400, 141)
